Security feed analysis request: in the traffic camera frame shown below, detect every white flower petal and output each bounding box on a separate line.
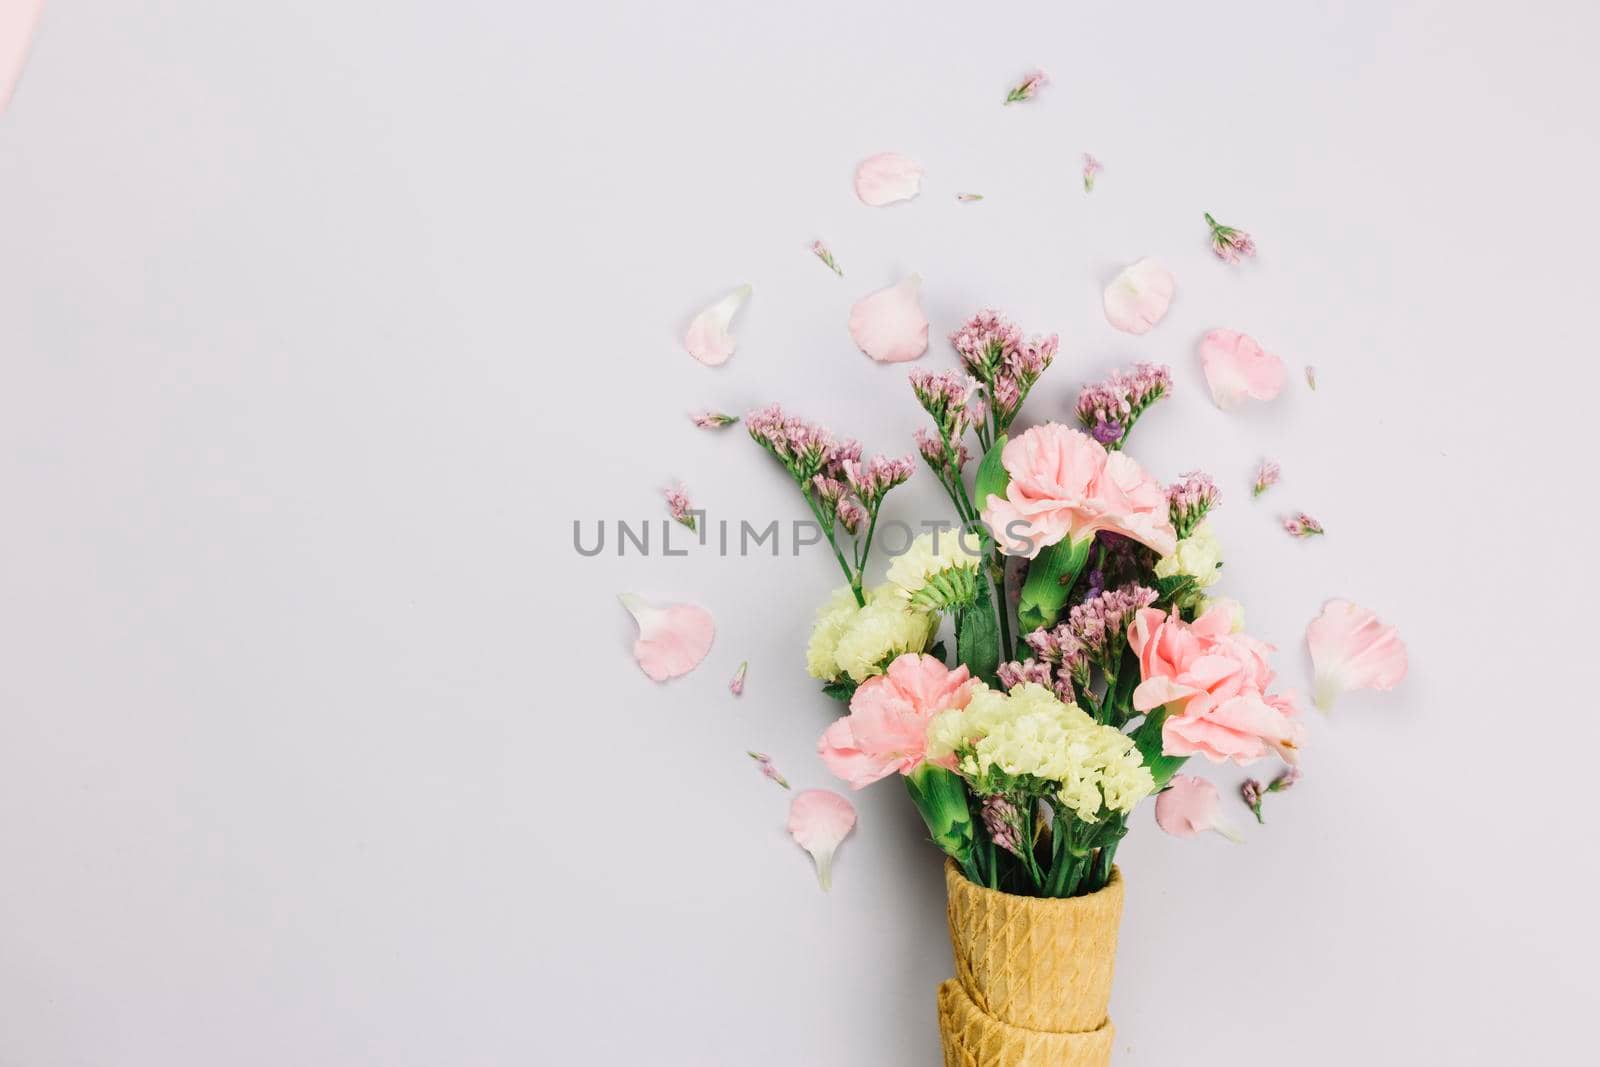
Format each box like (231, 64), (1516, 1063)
(848, 274), (928, 363)
(854, 152), (923, 207)
(1103, 258), (1175, 335)
(683, 285), (752, 366)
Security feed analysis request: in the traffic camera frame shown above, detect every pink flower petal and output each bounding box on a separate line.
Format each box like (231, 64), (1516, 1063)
(618, 594), (715, 682)
(1306, 599), (1408, 711)
(1199, 329), (1286, 410)
(1, 0), (45, 113)
(787, 789), (857, 890)
(1103, 259), (1175, 335)
(682, 285), (752, 366)
(854, 152), (923, 207)
(1155, 775), (1241, 841)
(848, 274), (929, 363)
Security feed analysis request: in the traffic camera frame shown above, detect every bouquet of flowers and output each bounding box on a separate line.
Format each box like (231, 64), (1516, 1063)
(748, 309), (1309, 1064)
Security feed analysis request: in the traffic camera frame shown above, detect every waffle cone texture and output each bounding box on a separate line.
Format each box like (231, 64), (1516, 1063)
(936, 860), (1124, 1066)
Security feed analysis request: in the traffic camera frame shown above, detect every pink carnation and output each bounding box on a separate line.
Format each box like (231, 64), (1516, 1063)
(1128, 602), (1305, 766)
(980, 423), (1177, 559)
(818, 654), (980, 789)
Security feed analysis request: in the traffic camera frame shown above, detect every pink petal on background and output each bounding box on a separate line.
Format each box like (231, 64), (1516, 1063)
(1199, 329), (1286, 409)
(1306, 599), (1408, 711)
(683, 285), (752, 366)
(618, 594), (715, 682)
(848, 274), (928, 363)
(1, 0), (45, 113)
(1155, 775), (1242, 841)
(1103, 259), (1175, 335)
(787, 789), (857, 890)
(854, 152), (923, 207)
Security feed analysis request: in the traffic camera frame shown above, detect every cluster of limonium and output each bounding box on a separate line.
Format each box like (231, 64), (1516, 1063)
(1000, 583), (1159, 725)
(747, 403), (913, 604)
(924, 683), (1154, 895)
(910, 369), (981, 519)
(1073, 362), (1173, 448)
(1167, 471), (1220, 539)
(948, 310), (1059, 451)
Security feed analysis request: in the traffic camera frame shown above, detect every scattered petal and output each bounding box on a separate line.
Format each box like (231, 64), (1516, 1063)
(955, 192), (985, 202)
(1003, 69), (1050, 104)
(690, 411), (740, 429)
(1305, 365), (1318, 391)
(730, 660), (748, 696)
(810, 240), (844, 277)
(1307, 600), (1408, 711)
(849, 274), (929, 363)
(664, 483), (697, 531)
(1, 0), (44, 114)
(1282, 512), (1324, 538)
(1082, 154), (1103, 192)
(683, 285), (752, 366)
(1204, 212), (1258, 263)
(1252, 459), (1281, 499)
(1199, 328), (1285, 409)
(1103, 259), (1175, 335)
(1155, 775), (1242, 841)
(854, 152), (923, 207)
(748, 751), (789, 789)
(619, 594), (715, 682)
(788, 789), (856, 890)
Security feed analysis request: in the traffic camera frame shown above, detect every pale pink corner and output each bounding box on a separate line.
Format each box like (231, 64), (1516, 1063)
(1199, 328), (1285, 410)
(848, 274), (928, 363)
(1306, 599), (1408, 710)
(1, 0), (46, 113)
(618, 594), (715, 682)
(1103, 259), (1175, 335)
(788, 789), (857, 891)
(853, 152), (923, 207)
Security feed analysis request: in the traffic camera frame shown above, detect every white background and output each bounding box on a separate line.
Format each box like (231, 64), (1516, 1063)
(3, 1), (1598, 1064)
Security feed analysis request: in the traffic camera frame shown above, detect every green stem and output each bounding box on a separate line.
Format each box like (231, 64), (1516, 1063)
(801, 491), (863, 605)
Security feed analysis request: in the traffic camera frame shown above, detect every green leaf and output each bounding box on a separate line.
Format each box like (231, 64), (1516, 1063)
(929, 640), (949, 664)
(973, 435), (1010, 512)
(956, 577), (1002, 685)
(1154, 573), (1199, 604)
(821, 678), (858, 703)
(904, 764), (975, 872)
(1016, 536), (1093, 632)
(1130, 707), (1189, 789)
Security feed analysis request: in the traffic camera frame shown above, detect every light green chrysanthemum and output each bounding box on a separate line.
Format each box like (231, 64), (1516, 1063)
(1154, 520), (1223, 589)
(885, 531), (985, 611)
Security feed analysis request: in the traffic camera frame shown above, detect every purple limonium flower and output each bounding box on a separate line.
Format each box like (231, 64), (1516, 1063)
(810, 239), (843, 277)
(980, 794), (1024, 856)
(1167, 471), (1220, 539)
(1305, 365), (1319, 391)
(949, 311), (1058, 437)
(1241, 778), (1266, 823)
(997, 657), (1074, 703)
(1082, 153), (1103, 192)
(730, 661), (748, 696)
(748, 751), (790, 790)
(665, 483), (697, 532)
(1252, 459), (1281, 499)
(1003, 69), (1049, 105)
(1066, 583), (1159, 672)
(690, 410), (740, 429)
(1283, 513), (1325, 538)
(1204, 211), (1258, 263)
(1074, 363), (1172, 449)
(955, 192), (984, 202)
